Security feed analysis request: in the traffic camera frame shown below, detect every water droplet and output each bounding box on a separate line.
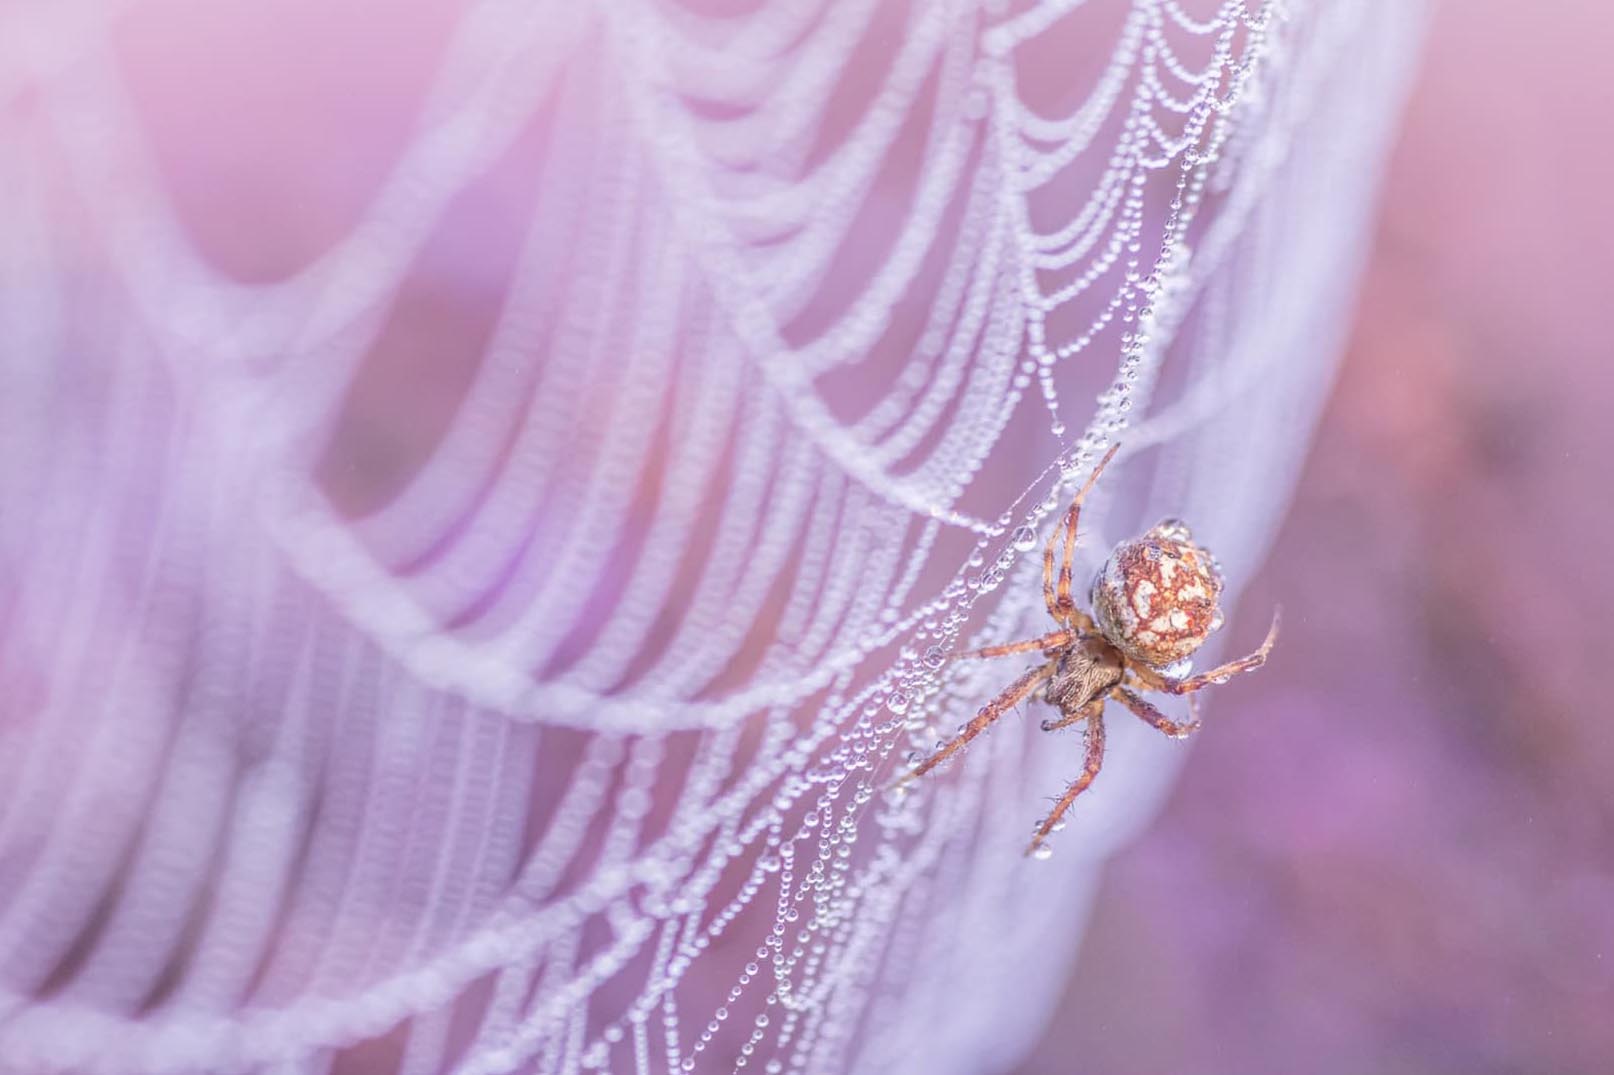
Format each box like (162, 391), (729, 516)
(922, 646), (946, 669)
(886, 692), (910, 715)
(1011, 525), (1038, 551)
(1032, 845), (1054, 861)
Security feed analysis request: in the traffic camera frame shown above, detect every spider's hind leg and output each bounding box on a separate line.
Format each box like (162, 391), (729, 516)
(1043, 444), (1120, 627)
(951, 628), (1073, 663)
(1154, 610), (1281, 695)
(1112, 686), (1199, 739)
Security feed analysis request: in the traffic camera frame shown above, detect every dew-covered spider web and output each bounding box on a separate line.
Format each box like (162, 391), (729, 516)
(0, 1), (1423, 1072)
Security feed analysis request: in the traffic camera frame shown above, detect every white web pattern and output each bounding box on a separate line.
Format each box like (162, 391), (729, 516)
(0, 1), (1422, 1073)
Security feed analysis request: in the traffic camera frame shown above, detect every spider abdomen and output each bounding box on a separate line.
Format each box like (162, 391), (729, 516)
(1091, 519), (1226, 669)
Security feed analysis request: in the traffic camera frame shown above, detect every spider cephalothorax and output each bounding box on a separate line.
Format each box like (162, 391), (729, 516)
(1044, 636), (1123, 714)
(893, 445), (1279, 856)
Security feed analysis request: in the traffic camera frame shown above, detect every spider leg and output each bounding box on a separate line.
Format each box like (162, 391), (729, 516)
(1026, 712), (1107, 856)
(893, 661), (1056, 789)
(1111, 686), (1199, 739)
(952, 629), (1073, 662)
(1052, 444), (1120, 626)
(1153, 609), (1280, 695)
(1040, 697), (1104, 733)
(1042, 510), (1064, 623)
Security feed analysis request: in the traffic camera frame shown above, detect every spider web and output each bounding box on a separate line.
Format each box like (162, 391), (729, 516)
(0, 1), (1423, 1072)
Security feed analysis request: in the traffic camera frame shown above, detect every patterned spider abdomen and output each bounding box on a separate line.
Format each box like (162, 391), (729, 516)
(1091, 519), (1226, 668)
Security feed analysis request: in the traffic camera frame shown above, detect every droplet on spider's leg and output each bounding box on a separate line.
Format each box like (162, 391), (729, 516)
(1031, 845), (1054, 861)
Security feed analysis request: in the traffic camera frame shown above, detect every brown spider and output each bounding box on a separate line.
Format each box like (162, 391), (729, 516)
(894, 445), (1280, 857)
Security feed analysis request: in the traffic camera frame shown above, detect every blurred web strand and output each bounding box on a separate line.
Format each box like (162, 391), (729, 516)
(0, 1), (1422, 1073)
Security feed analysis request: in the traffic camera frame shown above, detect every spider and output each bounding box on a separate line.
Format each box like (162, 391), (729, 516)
(894, 444), (1280, 857)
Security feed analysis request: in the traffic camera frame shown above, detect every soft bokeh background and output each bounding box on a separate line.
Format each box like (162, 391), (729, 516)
(1016, 2), (1614, 1072)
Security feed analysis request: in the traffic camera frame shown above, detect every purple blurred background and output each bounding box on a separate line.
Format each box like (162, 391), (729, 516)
(1016, 2), (1614, 1072)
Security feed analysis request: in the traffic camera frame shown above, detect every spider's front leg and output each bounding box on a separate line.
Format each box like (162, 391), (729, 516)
(1026, 711), (1106, 856)
(892, 661), (1055, 789)
(1040, 696), (1101, 733)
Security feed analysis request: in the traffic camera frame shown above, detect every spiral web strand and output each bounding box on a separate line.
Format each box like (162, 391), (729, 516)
(0, 1), (1422, 1072)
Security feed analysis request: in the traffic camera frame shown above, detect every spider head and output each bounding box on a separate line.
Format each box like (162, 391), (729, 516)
(1046, 635), (1124, 713)
(1090, 518), (1226, 669)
